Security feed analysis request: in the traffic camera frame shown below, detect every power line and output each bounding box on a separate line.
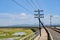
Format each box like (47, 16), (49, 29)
(25, 0), (34, 8)
(12, 0), (31, 12)
(30, 0), (38, 9)
(34, 0), (40, 9)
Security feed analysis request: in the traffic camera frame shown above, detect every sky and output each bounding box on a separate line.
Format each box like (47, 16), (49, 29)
(0, 0), (60, 26)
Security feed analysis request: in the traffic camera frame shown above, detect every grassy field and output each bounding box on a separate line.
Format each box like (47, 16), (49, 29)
(0, 28), (38, 39)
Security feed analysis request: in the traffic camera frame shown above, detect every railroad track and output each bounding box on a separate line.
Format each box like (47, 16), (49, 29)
(51, 28), (60, 33)
(43, 27), (52, 40)
(47, 27), (60, 40)
(40, 22), (52, 40)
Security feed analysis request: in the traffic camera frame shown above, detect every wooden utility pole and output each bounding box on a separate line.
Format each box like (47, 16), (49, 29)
(34, 9), (44, 36)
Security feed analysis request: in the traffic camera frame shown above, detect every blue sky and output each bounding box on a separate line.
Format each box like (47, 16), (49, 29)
(0, 0), (60, 26)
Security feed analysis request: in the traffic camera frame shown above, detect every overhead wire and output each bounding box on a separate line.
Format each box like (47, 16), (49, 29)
(12, 0), (41, 13)
(22, 0), (34, 12)
(30, 0), (38, 9)
(25, 0), (34, 9)
(12, 0), (31, 12)
(34, 0), (40, 9)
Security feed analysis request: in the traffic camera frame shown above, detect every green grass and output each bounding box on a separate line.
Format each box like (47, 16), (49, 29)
(0, 28), (34, 39)
(0, 28), (38, 40)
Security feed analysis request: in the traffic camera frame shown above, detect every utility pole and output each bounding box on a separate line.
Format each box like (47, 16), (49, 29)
(50, 15), (53, 27)
(50, 15), (56, 28)
(34, 9), (44, 36)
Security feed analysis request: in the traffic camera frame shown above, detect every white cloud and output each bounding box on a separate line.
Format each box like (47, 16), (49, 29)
(43, 15), (60, 25)
(0, 13), (60, 26)
(0, 13), (38, 26)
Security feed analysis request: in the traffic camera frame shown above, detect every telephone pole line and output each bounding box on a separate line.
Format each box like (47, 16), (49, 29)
(34, 9), (44, 36)
(50, 15), (53, 27)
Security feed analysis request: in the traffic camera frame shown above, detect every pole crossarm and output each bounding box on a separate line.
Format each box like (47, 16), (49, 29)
(34, 9), (44, 18)
(34, 14), (44, 18)
(34, 9), (43, 12)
